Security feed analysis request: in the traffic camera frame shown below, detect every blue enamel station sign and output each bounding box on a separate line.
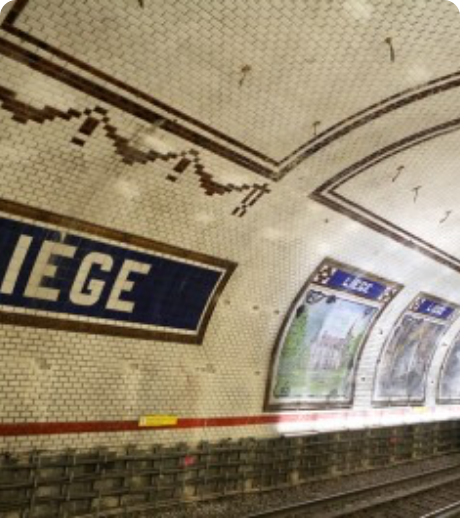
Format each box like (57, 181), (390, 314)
(413, 297), (456, 321)
(0, 212), (233, 342)
(313, 261), (397, 303)
(326, 269), (387, 301)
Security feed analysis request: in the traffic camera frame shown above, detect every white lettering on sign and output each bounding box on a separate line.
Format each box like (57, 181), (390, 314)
(69, 252), (114, 307)
(428, 304), (445, 317)
(0, 235), (152, 313)
(106, 260), (152, 313)
(24, 241), (77, 301)
(0, 234), (33, 295)
(342, 276), (372, 295)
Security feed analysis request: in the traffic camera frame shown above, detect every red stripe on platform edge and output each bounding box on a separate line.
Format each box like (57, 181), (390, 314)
(2, 408), (449, 437)
(0, 414), (322, 436)
(0, 421), (139, 436)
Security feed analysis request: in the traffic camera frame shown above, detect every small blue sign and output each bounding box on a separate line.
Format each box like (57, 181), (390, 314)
(0, 215), (229, 337)
(413, 298), (456, 321)
(325, 269), (387, 301)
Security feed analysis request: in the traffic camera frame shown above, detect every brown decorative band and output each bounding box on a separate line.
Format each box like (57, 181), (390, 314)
(312, 119), (460, 273)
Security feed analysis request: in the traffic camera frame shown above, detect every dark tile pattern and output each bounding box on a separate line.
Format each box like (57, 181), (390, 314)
(0, 84), (270, 217)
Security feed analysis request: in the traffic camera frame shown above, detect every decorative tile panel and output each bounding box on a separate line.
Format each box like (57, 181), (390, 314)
(265, 259), (402, 411)
(374, 293), (459, 405)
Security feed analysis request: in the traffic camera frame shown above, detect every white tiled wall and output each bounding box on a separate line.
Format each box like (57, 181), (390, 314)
(1, 0), (460, 452)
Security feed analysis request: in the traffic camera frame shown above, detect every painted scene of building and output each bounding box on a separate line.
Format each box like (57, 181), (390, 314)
(439, 334), (460, 402)
(375, 315), (445, 403)
(273, 290), (377, 404)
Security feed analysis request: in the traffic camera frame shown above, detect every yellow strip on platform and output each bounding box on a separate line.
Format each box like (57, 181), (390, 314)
(139, 415), (178, 427)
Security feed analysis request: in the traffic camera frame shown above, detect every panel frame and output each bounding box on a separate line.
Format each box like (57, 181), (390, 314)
(373, 293), (459, 407)
(264, 258), (402, 412)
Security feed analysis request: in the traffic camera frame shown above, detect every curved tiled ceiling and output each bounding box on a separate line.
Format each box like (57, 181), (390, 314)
(0, 0), (459, 266)
(2, 0), (460, 181)
(0, 0), (459, 270)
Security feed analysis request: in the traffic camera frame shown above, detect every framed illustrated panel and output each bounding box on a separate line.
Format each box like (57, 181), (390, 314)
(438, 331), (460, 403)
(373, 294), (458, 406)
(265, 259), (402, 411)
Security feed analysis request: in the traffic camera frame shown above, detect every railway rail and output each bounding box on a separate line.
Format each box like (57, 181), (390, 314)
(246, 462), (460, 518)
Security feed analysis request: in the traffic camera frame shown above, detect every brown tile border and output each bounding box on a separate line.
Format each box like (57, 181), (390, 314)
(311, 118), (460, 274)
(0, 198), (237, 344)
(2, 0), (27, 25)
(0, 34), (276, 180)
(264, 258), (403, 412)
(3, 0), (460, 180)
(372, 293), (460, 407)
(2, 0), (277, 167)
